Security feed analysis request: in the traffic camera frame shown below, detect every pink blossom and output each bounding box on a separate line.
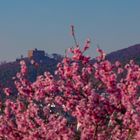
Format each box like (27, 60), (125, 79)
(0, 33), (140, 139)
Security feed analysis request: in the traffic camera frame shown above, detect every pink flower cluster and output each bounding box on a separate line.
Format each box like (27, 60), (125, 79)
(1, 41), (140, 139)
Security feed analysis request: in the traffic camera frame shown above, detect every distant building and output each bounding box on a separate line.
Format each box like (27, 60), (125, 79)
(28, 48), (45, 60)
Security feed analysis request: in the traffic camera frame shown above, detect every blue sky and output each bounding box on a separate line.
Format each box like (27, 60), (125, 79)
(0, 0), (140, 61)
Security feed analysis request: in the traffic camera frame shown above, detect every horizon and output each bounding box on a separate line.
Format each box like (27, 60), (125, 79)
(0, 0), (140, 61)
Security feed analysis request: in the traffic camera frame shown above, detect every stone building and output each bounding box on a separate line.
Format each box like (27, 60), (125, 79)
(28, 48), (45, 60)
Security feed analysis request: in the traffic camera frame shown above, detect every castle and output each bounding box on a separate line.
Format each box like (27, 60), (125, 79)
(28, 48), (45, 60)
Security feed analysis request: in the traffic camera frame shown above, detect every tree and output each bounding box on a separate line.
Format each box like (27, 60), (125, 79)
(0, 27), (140, 139)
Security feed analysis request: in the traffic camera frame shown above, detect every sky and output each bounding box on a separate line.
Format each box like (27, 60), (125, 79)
(0, 0), (140, 61)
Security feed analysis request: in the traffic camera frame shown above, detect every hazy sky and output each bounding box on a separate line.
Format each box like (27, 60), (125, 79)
(0, 0), (140, 61)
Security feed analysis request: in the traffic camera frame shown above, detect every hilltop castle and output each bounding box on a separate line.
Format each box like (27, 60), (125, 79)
(15, 48), (63, 63)
(28, 48), (45, 60)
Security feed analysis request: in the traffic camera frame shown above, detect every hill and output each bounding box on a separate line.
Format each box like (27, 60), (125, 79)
(106, 44), (140, 64)
(0, 53), (62, 89)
